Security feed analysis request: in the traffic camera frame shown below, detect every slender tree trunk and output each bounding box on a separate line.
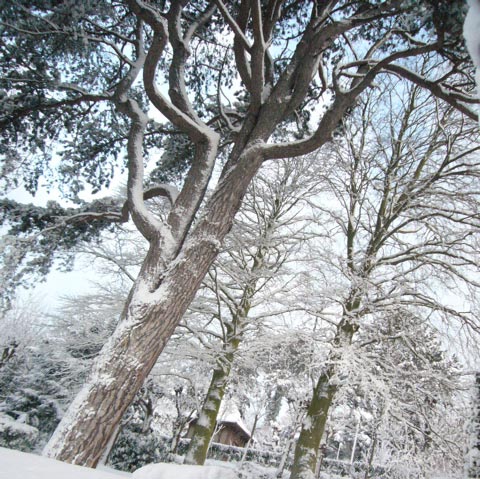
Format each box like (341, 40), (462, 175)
(184, 302), (247, 464)
(184, 361), (233, 465)
(289, 368), (337, 479)
(276, 408), (305, 478)
(43, 149), (265, 467)
(289, 323), (356, 479)
(363, 431), (377, 479)
(468, 373), (480, 478)
(349, 417), (361, 477)
(239, 413), (258, 471)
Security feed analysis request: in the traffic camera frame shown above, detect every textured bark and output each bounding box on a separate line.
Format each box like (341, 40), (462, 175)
(184, 310), (243, 465)
(43, 148), (264, 466)
(290, 324), (355, 479)
(184, 364), (232, 465)
(289, 370), (337, 479)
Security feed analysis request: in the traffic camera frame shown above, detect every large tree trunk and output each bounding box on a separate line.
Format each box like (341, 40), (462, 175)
(43, 150), (264, 467)
(289, 323), (355, 479)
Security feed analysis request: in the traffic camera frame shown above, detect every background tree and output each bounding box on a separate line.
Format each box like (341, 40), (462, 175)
(185, 158), (320, 465)
(467, 373), (480, 479)
(0, 299), (81, 452)
(290, 76), (480, 478)
(0, 0), (475, 467)
(328, 309), (465, 478)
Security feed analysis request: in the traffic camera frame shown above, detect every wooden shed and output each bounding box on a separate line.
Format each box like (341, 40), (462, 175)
(186, 418), (251, 448)
(213, 420), (251, 447)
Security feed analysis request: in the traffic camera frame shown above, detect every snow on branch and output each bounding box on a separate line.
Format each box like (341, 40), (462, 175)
(464, 0), (480, 107)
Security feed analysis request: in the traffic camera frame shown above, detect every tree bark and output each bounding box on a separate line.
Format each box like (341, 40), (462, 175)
(184, 363), (233, 465)
(289, 324), (355, 479)
(289, 369), (337, 479)
(43, 148), (265, 467)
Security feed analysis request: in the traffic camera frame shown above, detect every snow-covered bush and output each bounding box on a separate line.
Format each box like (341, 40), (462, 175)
(0, 413), (38, 450)
(466, 373), (480, 478)
(0, 303), (65, 451)
(108, 428), (165, 473)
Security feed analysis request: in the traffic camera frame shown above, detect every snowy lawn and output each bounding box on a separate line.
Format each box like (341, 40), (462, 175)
(0, 447), (130, 478)
(132, 463), (237, 479)
(0, 447), (237, 479)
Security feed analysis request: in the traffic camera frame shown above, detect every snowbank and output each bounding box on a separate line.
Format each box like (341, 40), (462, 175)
(132, 463), (237, 479)
(0, 447), (238, 479)
(0, 447), (130, 479)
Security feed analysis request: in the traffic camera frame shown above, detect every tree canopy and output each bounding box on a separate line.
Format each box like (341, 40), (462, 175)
(0, 0), (478, 471)
(0, 0), (475, 303)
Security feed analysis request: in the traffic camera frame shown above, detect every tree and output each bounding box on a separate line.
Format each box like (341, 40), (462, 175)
(289, 76), (480, 478)
(0, 0), (475, 467)
(0, 301), (69, 452)
(468, 373), (480, 478)
(184, 158), (318, 465)
(327, 309), (465, 478)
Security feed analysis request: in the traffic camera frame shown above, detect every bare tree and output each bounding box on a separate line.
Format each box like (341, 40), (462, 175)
(184, 159), (319, 464)
(289, 76), (480, 478)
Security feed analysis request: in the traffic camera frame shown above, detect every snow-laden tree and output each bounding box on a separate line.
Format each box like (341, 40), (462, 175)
(0, 0), (475, 466)
(0, 301), (68, 451)
(289, 75), (480, 478)
(184, 158), (321, 465)
(326, 309), (466, 478)
(16, 158), (322, 467)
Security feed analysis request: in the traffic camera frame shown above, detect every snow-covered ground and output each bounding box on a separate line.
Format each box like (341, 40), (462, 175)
(0, 447), (130, 479)
(0, 447), (237, 479)
(0, 446), (458, 479)
(132, 462), (236, 479)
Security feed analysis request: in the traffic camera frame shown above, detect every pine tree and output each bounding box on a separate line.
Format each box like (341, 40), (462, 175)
(0, 0), (475, 466)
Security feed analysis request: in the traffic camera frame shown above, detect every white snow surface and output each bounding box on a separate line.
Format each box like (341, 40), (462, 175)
(0, 443), (457, 479)
(0, 447), (130, 478)
(0, 448), (239, 479)
(132, 463), (237, 479)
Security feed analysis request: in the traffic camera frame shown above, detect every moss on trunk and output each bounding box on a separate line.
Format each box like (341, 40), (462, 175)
(290, 322), (356, 479)
(289, 371), (337, 479)
(184, 364), (231, 465)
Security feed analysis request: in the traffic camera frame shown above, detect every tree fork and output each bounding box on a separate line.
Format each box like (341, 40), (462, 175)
(43, 148), (265, 466)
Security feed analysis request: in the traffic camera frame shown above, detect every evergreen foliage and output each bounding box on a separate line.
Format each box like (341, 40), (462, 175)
(0, 0), (478, 470)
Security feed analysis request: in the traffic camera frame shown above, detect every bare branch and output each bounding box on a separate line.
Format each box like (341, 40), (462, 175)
(384, 63), (478, 121)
